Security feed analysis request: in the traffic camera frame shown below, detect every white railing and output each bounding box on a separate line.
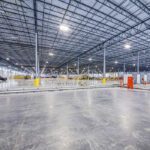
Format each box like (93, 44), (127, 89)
(0, 79), (119, 92)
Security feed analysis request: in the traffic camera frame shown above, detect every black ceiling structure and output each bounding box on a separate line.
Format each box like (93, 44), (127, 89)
(0, 0), (150, 73)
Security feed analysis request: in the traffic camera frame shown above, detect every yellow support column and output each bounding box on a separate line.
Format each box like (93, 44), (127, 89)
(34, 78), (40, 87)
(102, 78), (106, 85)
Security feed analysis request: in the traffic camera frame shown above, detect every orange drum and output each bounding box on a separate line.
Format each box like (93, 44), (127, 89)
(127, 77), (133, 89)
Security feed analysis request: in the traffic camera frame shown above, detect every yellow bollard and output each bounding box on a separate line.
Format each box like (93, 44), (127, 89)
(34, 78), (40, 87)
(102, 78), (106, 85)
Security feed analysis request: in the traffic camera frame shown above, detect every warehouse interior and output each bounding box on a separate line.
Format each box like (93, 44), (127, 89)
(0, 0), (150, 149)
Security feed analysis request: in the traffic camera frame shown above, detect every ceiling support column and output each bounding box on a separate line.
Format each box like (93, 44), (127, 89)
(33, 0), (39, 79)
(67, 64), (69, 79)
(88, 65), (90, 80)
(123, 62), (126, 74)
(137, 52), (140, 74)
(35, 32), (39, 78)
(103, 44), (106, 78)
(77, 57), (80, 75)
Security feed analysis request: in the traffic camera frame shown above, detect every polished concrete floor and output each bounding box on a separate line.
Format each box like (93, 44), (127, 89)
(0, 88), (150, 150)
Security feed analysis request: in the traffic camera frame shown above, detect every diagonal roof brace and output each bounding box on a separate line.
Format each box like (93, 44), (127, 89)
(130, 0), (150, 16)
(58, 15), (150, 68)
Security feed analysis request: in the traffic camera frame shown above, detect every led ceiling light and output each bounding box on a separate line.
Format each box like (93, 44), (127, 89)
(6, 57), (10, 61)
(10, 36), (18, 39)
(46, 61), (48, 64)
(49, 52), (54, 56)
(88, 58), (92, 61)
(59, 24), (70, 32)
(115, 61), (118, 64)
(124, 43), (131, 49)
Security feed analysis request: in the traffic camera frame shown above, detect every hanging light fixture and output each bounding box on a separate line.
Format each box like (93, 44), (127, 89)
(115, 61), (118, 64)
(59, 24), (70, 32)
(124, 43), (131, 49)
(49, 52), (54, 56)
(88, 58), (92, 61)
